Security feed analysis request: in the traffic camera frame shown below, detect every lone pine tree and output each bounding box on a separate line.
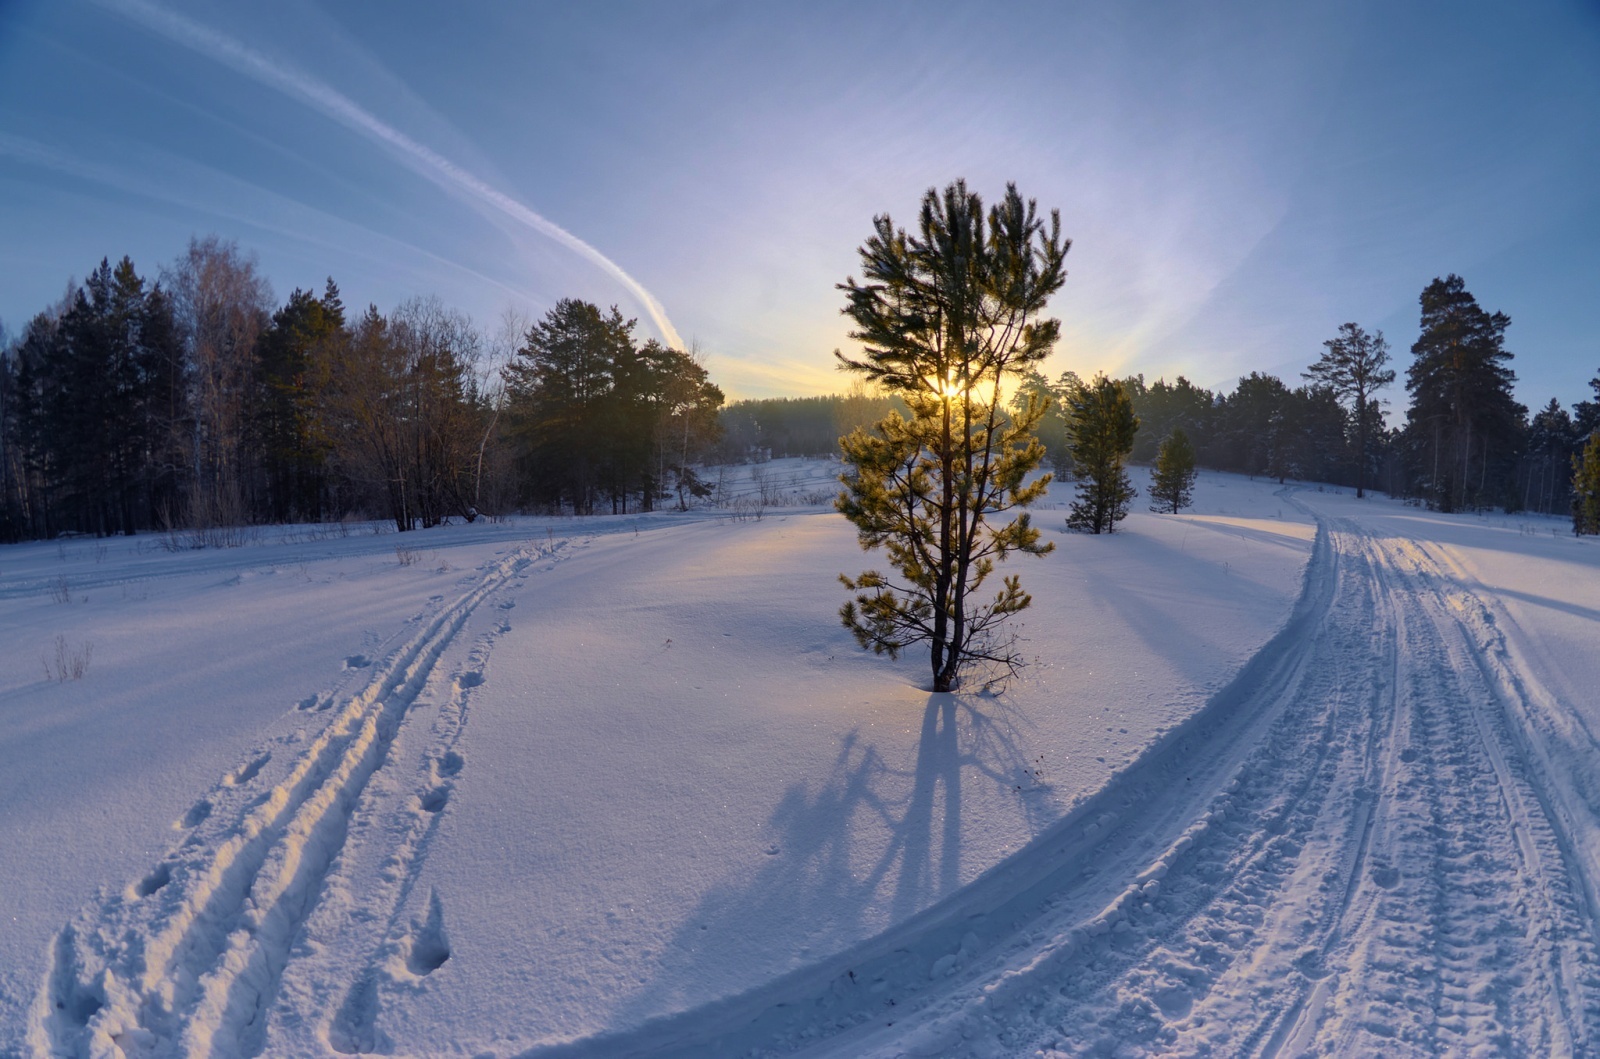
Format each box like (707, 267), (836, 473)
(1065, 374), (1139, 533)
(835, 180), (1068, 692)
(1305, 322), (1394, 499)
(1149, 426), (1197, 514)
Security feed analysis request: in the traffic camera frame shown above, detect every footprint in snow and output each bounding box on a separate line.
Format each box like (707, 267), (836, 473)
(458, 670), (484, 689)
(403, 890), (451, 976)
(224, 752), (271, 787)
(437, 750), (464, 777)
(344, 654), (371, 669)
(176, 799), (212, 829)
(133, 861), (172, 899)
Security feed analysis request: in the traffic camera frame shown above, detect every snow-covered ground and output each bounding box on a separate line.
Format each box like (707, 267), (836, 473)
(3, 460), (1595, 1057)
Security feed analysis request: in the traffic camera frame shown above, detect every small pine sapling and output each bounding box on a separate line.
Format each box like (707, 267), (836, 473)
(1065, 375), (1139, 533)
(1149, 426), (1198, 514)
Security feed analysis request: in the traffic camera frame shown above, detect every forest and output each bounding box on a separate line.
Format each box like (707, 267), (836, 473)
(0, 239), (725, 541)
(2, 239), (1597, 543)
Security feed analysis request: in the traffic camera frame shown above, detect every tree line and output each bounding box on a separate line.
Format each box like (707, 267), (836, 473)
(1011, 274), (1600, 527)
(0, 238), (726, 542)
(4, 238), (1596, 545)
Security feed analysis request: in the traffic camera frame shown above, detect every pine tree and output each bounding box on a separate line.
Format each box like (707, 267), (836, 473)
(1403, 275), (1525, 512)
(1149, 426), (1197, 514)
(504, 300), (632, 514)
(1065, 374), (1138, 533)
(256, 286), (344, 522)
(1574, 431), (1600, 536)
(1526, 398), (1575, 515)
(1305, 322), (1394, 498)
(1128, 375), (1214, 463)
(835, 180), (1067, 692)
(1574, 370), (1600, 441)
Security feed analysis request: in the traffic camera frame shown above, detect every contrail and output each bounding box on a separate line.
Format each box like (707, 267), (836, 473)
(96, 0), (684, 348)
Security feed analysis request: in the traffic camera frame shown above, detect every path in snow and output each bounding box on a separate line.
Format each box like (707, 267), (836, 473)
(27, 536), (568, 1058)
(543, 494), (1600, 1058)
(18, 478), (1594, 1058)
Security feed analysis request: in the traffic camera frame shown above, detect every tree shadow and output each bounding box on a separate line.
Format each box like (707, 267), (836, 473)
(601, 689), (1060, 1031)
(1066, 527), (1306, 689)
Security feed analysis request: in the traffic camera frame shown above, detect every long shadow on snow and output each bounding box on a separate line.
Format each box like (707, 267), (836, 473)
(511, 514), (1333, 1059)
(1064, 522), (1311, 691)
(598, 690), (1061, 1037)
(1351, 514), (1600, 625)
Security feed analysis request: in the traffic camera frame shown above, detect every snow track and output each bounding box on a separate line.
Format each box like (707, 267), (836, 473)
(19, 495), (1595, 1057)
(27, 539), (558, 1059)
(522, 501), (1599, 1059)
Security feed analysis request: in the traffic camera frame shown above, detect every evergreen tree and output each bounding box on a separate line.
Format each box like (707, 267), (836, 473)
(504, 299), (632, 514)
(835, 180), (1067, 692)
(256, 284), (344, 521)
(1304, 322), (1394, 498)
(1574, 370), (1600, 441)
(14, 258), (181, 536)
(1065, 374), (1138, 533)
(1217, 372), (1291, 477)
(1010, 368), (1072, 474)
(1525, 398), (1576, 515)
(639, 340), (724, 509)
(1403, 275), (1525, 511)
(1149, 426), (1197, 514)
(504, 301), (722, 514)
(1128, 375), (1215, 464)
(0, 326), (19, 542)
(1573, 431), (1600, 536)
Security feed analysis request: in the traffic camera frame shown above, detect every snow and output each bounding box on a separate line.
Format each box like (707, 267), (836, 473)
(2, 459), (1595, 1057)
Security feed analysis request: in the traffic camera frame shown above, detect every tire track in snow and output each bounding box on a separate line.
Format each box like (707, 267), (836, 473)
(1305, 533), (1600, 1055)
(923, 511), (1600, 1058)
(976, 517), (1600, 1057)
(514, 504), (1599, 1059)
(27, 539), (555, 1058)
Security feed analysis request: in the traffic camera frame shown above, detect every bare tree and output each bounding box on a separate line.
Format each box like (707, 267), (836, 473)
(164, 236), (272, 527)
(329, 298), (484, 531)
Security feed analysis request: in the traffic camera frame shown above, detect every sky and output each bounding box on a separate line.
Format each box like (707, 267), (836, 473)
(1, 0), (1598, 408)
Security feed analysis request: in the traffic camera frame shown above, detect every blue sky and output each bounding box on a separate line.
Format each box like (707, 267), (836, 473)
(2, 1), (1597, 408)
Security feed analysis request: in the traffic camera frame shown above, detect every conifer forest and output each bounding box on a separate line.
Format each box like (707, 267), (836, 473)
(4, 245), (1596, 541)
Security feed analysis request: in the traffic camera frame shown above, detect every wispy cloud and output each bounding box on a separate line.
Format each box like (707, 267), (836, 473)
(95, 0), (684, 348)
(0, 131), (529, 306)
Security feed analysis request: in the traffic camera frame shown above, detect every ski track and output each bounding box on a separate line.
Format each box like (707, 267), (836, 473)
(26, 536), (572, 1059)
(513, 498), (1599, 1059)
(21, 495), (1599, 1059)
(860, 504), (1600, 1059)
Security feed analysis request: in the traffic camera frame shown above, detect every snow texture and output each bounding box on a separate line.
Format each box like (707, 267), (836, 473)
(2, 459), (1595, 1057)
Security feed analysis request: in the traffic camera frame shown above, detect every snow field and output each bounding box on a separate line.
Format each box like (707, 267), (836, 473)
(0, 460), (1405, 1056)
(793, 490), (1600, 1058)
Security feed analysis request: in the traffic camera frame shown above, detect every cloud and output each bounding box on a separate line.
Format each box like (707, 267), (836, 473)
(0, 131), (527, 306)
(96, 0), (684, 348)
